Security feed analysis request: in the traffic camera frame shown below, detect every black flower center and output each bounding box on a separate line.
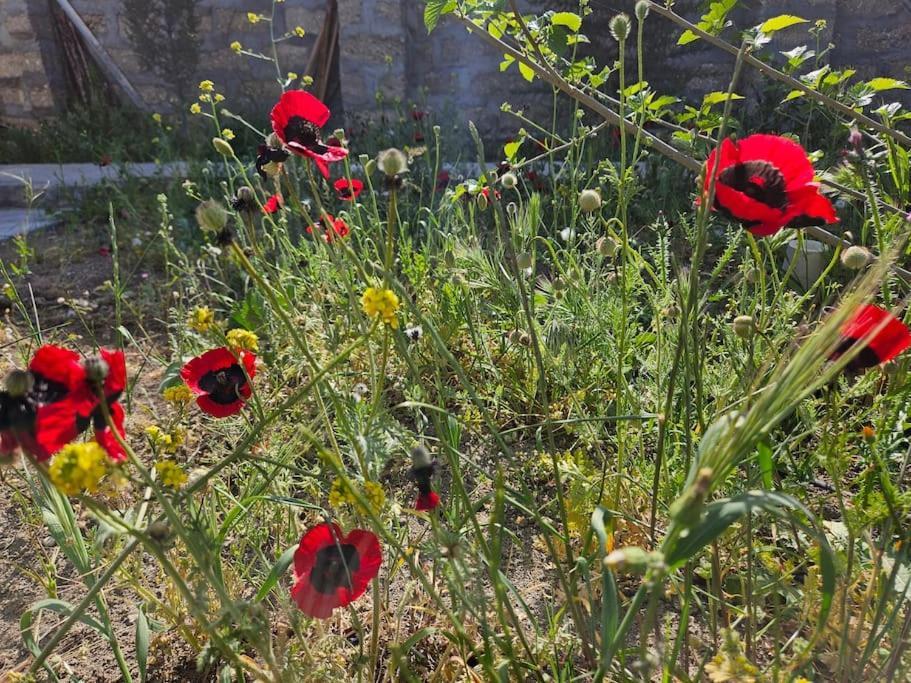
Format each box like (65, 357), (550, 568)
(719, 160), (788, 209)
(0, 392), (36, 431)
(198, 365), (247, 405)
(283, 116), (328, 154)
(310, 543), (360, 594)
(30, 372), (69, 404)
(833, 337), (882, 371)
(409, 463), (436, 496)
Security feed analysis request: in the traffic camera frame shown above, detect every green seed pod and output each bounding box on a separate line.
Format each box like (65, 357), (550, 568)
(212, 137), (234, 156)
(841, 245), (871, 270)
(196, 199), (228, 233)
(732, 315), (755, 339)
(635, 0), (650, 22)
(596, 235), (618, 257)
(377, 148), (408, 177)
(501, 172), (518, 189)
(579, 188), (602, 213)
(609, 13), (631, 41)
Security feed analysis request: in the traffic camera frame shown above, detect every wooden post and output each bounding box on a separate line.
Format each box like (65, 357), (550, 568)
(52, 0), (146, 110)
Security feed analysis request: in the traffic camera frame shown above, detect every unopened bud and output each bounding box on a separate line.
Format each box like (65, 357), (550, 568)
(5, 369), (33, 397)
(635, 0), (650, 21)
(212, 137), (234, 156)
(596, 235), (618, 257)
(501, 172), (518, 189)
(377, 148), (407, 177)
(265, 132), (282, 149)
(83, 355), (110, 385)
(732, 315), (755, 339)
(841, 245), (871, 270)
(552, 277), (567, 292)
(364, 158), (377, 177)
(517, 252), (533, 270)
(411, 444), (433, 470)
(744, 266), (760, 283)
(604, 546), (650, 574)
(579, 188), (602, 213)
(196, 200), (228, 233)
(477, 192), (488, 211)
(609, 13), (631, 41)
(148, 521), (171, 543)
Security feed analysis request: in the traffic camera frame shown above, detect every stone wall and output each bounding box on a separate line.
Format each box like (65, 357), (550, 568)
(1, 0), (909, 137)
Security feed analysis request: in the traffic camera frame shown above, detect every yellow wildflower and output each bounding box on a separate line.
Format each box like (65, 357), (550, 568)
(226, 328), (259, 352)
(189, 306), (216, 333)
(189, 103), (202, 115)
(362, 480), (386, 512)
(163, 383), (192, 405)
(293, 26), (305, 37)
(247, 12), (261, 24)
(199, 93), (211, 103)
(230, 40), (242, 53)
(287, 71), (298, 81)
(152, 112), (162, 123)
(361, 287), (400, 328)
(49, 443), (109, 496)
(154, 460), (188, 490)
(214, 93), (225, 102)
(221, 128), (235, 141)
(199, 79), (215, 92)
(302, 75), (314, 87)
(328, 477), (351, 508)
(145, 425), (184, 454)
(328, 477), (386, 513)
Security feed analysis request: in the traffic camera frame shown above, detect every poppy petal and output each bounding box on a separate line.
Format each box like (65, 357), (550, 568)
(100, 348), (127, 398)
(196, 394), (246, 418)
(32, 393), (94, 460)
(837, 304), (911, 369)
(29, 345), (84, 397)
(415, 491), (441, 511)
(180, 348), (245, 394)
(95, 401), (127, 462)
(271, 90), (331, 132)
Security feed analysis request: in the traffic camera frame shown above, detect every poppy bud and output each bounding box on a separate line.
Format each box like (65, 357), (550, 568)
(668, 467), (713, 528)
(232, 186), (256, 215)
(609, 13), (631, 41)
(83, 355), (110, 385)
(196, 200), (228, 233)
(506, 201), (518, 216)
(358, 153), (369, 166)
(635, 0), (650, 21)
(596, 236), (618, 257)
(433, 125), (441, 137)
(501, 172), (518, 189)
(841, 245), (871, 270)
(377, 148), (407, 177)
(332, 128), (346, 144)
(5, 369), (32, 397)
(732, 315), (755, 339)
(212, 137), (234, 156)
(579, 189), (602, 213)
(477, 192), (488, 211)
(603, 546), (657, 574)
(411, 444), (433, 470)
(517, 252), (533, 270)
(266, 132), (281, 149)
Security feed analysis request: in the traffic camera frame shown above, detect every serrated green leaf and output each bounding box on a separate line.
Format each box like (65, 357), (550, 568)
(551, 11), (582, 32)
(783, 89), (806, 101)
(678, 29), (698, 45)
(867, 77), (909, 91)
(500, 54), (515, 72)
(759, 14), (807, 34)
(504, 140), (521, 161)
(423, 0), (455, 33)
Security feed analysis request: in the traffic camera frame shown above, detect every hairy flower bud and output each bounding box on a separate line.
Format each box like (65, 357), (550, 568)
(411, 444), (433, 470)
(841, 245), (871, 270)
(477, 192), (489, 211)
(212, 137), (234, 156)
(501, 172), (518, 189)
(196, 200), (228, 233)
(609, 13), (631, 41)
(83, 355), (110, 385)
(596, 235), (618, 257)
(579, 188), (602, 213)
(635, 0), (650, 22)
(5, 369), (33, 397)
(732, 315), (755, 339)
(377, 148), (408, 177)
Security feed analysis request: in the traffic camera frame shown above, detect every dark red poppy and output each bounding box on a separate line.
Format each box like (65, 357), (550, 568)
(180, 347), (256, 417)
(291, 522), (382, 619)
(37, 348), (129, 462)
(832, 304), (911, 371)
(306, 214), (350, 243)
(270, 90), (348, 179)
(263, 194), (283, 214)
(413, 131), (425, 143)
(333, 178), (363, 201)
(411, 110), (426, 121)
(703, 134), (838, 238)
(436, 170), (451, 191)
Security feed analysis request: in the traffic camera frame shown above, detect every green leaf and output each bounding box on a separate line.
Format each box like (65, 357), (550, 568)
(136, 605), (150, 683)
(500, 54), (515, 72)
(759, 15), (807, 34)
(518, 61), (535, 82)
(783, 89), (805, 102)
(551, 11), (582, 32)
(702, 91), (744, 107)
(255, 545), (297, 602)
(423, 0), (456, 33)
(867, 77), (910, 91)
(677, 29), (699, 45)
(504, 140), (521, 162)
(590, 507), (619, 651)
(757, 442), (774, 489)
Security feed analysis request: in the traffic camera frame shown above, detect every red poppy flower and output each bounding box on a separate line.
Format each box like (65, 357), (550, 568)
(270, 90), (348, 178)
(436, 170), (450, 191)
(333, 178), (363, 201)
(832, 304), (911, 371)
(291, 522), (382, 619)
(180, 347), (256, 417)
(411, 110), (426, 121)
(263, 194), (283, 214)
(703, 134), (838, 238)
(306, 214), (350, 243)
(408, 447), (440, 512)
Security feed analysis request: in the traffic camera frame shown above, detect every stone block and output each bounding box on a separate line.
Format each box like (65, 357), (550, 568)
(28, 85), (54, 109)
(336, 0), (363, 26)
(6, 13), (34, 39)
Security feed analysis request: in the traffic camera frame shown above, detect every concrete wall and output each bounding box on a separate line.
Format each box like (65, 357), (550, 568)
(1, 0), (909, 137)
